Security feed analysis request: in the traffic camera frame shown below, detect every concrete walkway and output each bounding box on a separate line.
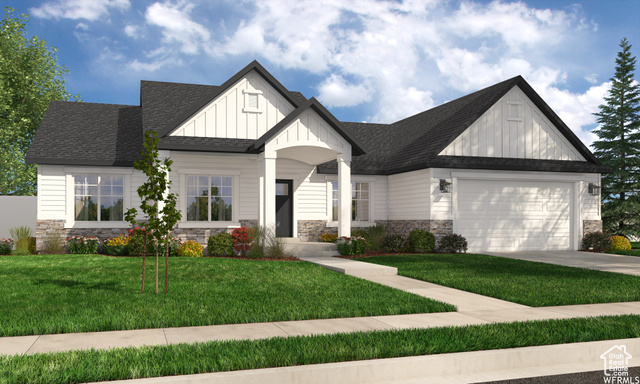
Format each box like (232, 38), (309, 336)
(485, 250), (640, 276)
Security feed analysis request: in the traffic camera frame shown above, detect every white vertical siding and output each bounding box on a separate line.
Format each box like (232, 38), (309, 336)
(440, 86), (585, 161)
(170, 71), (295, 139)
(273, 109), (346, 150)
(38, 164), (66, 220)
(388, 169), (430, 220)
(275, 159), (325, 219)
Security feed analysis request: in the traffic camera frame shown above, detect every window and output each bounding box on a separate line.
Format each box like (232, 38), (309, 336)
(74, 174), (124, 221)
(507, 101), (523, 121)
(186, 175), (233, 222)
(331, 182), (369, 222)
(243, 89), (263, 113)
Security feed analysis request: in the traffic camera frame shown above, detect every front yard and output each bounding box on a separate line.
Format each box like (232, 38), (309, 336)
(0, 254), (453, 337)
(356, 254), (640, 306)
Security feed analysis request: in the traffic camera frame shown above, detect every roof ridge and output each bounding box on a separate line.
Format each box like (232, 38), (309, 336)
(49, 100), (139, 108)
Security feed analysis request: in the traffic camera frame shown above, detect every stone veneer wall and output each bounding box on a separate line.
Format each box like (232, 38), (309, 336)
(378, 220), (453, 245)
(583, 220), (603, 235)
(36, 219), (259, 253)
(297, 219), (454, 245)
(298, 220), (337, 242)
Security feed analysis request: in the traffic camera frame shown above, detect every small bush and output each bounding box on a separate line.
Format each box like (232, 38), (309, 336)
(43, 230), (65, 254)
(439, 233), (468, 253)
(351, 229), (370, 242)
(231, 227), (254, 256)
(67, 236), (99, 254)
(610, 236), (632, 251)
(408, 229), (435, 253)
(103, 236), (130, 256)
(28, 237), (36, 255)
(265, 235), (289, 259)
(10, 226), (34, 255)
(0, 238), (13, 255)
(581, 232), (611, 251)
(127, 228), (154, 256)
(381, 235), (409, 253)
(208, 233), (234, 256)
(318, 233), (338, 243)
(177, 241), (203, 257)
(366, 224), (387, 251)
(335, 236), (367, 256)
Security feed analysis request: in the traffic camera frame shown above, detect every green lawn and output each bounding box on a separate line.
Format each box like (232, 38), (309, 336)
(2, 315), (640, 383)
(0, 254), (453, 337)
(356, 254), (640, 306)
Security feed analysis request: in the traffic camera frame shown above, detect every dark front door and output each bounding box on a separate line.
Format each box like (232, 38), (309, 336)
(275, 180), (293, 237)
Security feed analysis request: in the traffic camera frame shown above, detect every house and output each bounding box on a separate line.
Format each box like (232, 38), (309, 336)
(26, 61), (610, 253)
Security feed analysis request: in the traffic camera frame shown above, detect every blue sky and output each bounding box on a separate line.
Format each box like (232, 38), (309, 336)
(5, 0), (640, 148)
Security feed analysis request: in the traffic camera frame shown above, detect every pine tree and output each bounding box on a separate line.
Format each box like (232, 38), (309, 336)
(592, 38), (640, 236)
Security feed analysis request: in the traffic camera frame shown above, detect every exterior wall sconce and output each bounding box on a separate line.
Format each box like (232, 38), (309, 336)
(588, 183), (601, 196)
(439, 179), (452, 193)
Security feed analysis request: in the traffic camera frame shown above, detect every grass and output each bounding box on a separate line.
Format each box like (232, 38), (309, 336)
(0, 254), (454, 337)
(632, 242), (640, 249)
(2, 315), (640, 383)
(355, 254), (640, 306)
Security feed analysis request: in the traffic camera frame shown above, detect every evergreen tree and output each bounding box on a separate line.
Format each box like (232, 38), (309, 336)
(592, 38), (640, 236)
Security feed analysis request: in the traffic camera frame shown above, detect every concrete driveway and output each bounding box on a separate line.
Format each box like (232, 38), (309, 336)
(484, 250), (640, 276)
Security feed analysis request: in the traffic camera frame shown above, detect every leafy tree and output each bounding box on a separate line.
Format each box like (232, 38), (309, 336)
(125, 131), (181, 294)
(0, 7), (79, 195)
(592, 38), (640, 237)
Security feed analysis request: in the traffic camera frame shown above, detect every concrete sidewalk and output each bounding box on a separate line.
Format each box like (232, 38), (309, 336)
(485, 250), (640, 276)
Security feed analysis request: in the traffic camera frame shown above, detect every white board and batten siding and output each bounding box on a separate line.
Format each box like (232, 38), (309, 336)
(440, 86), (585, 161)
(170, 71), (295, 139)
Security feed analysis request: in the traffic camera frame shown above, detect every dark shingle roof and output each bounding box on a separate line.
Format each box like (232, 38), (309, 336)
(27, 66), (609, 175)
(26, 101), (142, 166)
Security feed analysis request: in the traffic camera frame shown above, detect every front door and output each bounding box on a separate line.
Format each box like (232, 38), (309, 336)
(275, 179), (293, 237)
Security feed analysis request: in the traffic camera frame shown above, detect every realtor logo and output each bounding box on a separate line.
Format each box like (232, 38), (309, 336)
(601, 345), (632, 377)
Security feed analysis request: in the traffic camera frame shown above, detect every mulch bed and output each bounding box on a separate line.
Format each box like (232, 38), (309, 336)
(101, 253), (300, 261)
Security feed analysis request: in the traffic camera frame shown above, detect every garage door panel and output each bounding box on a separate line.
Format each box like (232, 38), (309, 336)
(457, 179), (572, 252)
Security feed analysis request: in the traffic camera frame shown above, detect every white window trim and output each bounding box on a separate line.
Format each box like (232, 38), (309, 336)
(178, 171), (240, 228)
(325, 178), (376, 227)
(64, 171), (131, 229)
(242, 89), (263, 114)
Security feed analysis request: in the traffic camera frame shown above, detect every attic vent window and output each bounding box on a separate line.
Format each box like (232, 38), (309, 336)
(507, 101), (523, 122)
(243, 89), (263, 113)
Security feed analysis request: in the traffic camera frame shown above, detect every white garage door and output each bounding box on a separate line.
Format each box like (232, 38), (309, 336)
(456, 179), (572, 252)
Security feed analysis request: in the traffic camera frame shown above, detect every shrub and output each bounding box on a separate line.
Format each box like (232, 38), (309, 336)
(351, 229), (370, 242)
(177, 241), (203, 257)
(127, 228), (154, 256)
(207, 233), (235, 256)
(610, 236), (632, 251)
(231, 227), (254, 256)
(581, 232), (611, 251)
(28, 237), (36, 255)
(366, 224), (387, 251)
(43, 230), (65, 254)
(0, 239), (13, 255)
(265, 235), (289, 259)
(439, 233), (468, 254)
(103, 236), (131, 256)
(335, 236), (367, 256)
(318, 233), (338, 243)
(408, 229), (435, 253)
(10, 226), (34, 255)
(381, 234), (409, 253)
(67, 236), (99, 254)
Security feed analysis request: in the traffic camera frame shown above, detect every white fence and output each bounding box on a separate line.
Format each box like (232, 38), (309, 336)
(0, 196), (37, 239)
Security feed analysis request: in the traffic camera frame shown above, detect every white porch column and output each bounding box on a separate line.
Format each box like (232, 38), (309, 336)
(337, 154), (351, 237)
(263, 153), (277, 234)
(258, 154), (265, 227)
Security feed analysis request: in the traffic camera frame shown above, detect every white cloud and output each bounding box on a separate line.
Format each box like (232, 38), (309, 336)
(128, 57), (183, 72)
(317, 75), (372, 107)
(145, 2), (210, 55)
(124, 25), (140, 39)
(30, 0), (130, 21)
(76, 22), (89, 30)
(585, 73), (599, 84)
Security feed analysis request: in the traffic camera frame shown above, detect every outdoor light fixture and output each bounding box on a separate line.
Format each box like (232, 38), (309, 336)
(588, 183), (601, 196)
(439, 179), (452, 193)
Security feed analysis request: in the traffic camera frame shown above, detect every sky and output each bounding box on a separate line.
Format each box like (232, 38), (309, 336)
(4, 0), (640, 149)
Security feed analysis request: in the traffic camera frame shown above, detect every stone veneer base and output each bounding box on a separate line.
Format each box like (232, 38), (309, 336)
(583, 220), (603, 235)
(35, 219), (259, 254)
